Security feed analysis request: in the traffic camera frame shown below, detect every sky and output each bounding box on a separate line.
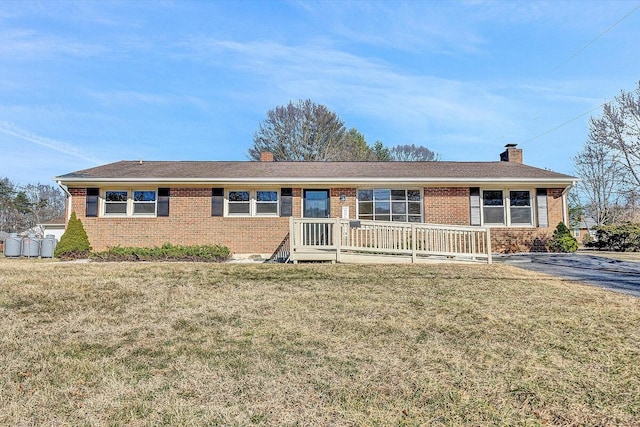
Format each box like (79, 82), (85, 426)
(1, 0), (639, 185)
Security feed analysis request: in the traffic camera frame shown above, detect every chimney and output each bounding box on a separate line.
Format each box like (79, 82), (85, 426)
(260, 151), (274, 162)
(500, 144), (523, 164)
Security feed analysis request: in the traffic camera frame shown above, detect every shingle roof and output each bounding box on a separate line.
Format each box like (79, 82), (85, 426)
(39, 216), (66, 225)
(56, 160), (576, 185)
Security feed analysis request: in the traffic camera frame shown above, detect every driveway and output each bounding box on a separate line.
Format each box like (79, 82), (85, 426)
(495, 253), (640, 298)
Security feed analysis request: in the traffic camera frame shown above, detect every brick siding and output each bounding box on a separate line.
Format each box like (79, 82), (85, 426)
(423, 187), (470, 225)
(67, 185), (567, 254)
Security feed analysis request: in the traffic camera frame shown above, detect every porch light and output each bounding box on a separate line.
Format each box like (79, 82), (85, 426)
(340, 193), (347, 203)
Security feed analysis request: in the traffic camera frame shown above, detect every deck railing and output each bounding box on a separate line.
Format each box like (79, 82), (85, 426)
(289, 218), (492, 263)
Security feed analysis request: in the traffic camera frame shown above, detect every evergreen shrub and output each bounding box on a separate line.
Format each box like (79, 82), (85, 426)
(590, 223), (640, 251)
(54, 212), (92, 259)
(91, 243), (231, 262)
(547, 222), (578, 253)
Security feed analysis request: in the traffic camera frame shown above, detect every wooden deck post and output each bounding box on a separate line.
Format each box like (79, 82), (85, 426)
(411, 223), (416, 263)
(289, 216), (296, 263)
(334, 218), (341, 263)
(486, 227), (492, 264)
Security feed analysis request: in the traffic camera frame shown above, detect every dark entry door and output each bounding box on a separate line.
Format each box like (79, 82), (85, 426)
(303, 190), (330, 218)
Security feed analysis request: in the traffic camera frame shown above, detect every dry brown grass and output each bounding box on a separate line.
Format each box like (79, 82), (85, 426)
(1, 259), (639, 426)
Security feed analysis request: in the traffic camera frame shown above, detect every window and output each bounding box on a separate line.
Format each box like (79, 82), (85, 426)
(133, 190), (157, 215)
(104, 190), (128, 215)
(509, 190), (532, 225)
(228, 191), (250, 215)
(256, 190), (278, 215)
(103, 189), (160, 217)
(227, 190), (279, 216)
(357, 189), (422, 222)
(481, 189), (533, 226)
(482, 190), (504, 225)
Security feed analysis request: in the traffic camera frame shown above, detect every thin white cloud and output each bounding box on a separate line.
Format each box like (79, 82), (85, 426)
(87, 90), (209, 110)
(179, 37), (511, 130)
(0, 30), (107, 59)
(0, 122), (103, 165)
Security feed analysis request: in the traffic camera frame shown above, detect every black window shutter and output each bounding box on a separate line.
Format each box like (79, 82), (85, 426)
(86, 188), (99, 217)
(158, 188), (170, 217)
(280, 188), (293, 217)
(211, 188), (224, 217)
(470, 187), (481, 226)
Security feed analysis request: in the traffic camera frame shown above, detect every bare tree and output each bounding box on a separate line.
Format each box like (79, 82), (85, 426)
(591, 81), (640, 187)
(390, 144), (439, 161)
(0, 178), (65, 233)
(248, 99), (349, 161)
(574, 133), (625, 225)
(22, 183), (66, 224)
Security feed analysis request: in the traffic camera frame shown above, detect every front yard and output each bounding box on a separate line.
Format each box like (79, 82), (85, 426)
(1, 260), (639, 426)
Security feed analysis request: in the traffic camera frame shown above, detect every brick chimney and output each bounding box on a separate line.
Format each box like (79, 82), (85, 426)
(260, 151), (274, 162)
(500, 144), (523, 164)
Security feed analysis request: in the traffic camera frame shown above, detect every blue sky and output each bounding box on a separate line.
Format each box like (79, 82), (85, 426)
(1, 0), (639, 184)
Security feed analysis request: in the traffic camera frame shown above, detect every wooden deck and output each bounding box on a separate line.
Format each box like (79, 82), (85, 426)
(288, 218), (492, 264)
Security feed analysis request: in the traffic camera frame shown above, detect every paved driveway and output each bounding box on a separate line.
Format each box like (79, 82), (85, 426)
(495, 253), (640, 298)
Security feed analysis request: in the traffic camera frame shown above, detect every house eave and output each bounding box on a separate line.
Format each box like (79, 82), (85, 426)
(55, 176), (578, 187)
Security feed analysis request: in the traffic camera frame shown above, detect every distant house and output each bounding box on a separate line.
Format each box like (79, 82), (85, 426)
(54, 145), (577, 256)
(37, 216), (66, 241)
(573, 215), (598, 243)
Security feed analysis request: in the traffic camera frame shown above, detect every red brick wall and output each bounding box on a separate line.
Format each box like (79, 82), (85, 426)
(67, 185), (568, 255)
(490, 188), (566, 252)
(70, 187), (289, 254)
(421, 186), (566, 252)
(423, 187), (470, 225)
(330, 188), (357, 219)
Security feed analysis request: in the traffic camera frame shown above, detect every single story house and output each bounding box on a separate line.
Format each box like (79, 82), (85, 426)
(54, 145), (577, 256)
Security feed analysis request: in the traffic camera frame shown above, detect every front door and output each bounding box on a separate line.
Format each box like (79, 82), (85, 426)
(303, 189), (330, 218)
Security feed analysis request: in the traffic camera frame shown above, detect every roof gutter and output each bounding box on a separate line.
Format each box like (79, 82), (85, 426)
(55, 177), (578, 186)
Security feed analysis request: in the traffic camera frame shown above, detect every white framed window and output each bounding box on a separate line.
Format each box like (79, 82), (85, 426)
(482, 190), (505, 225)
(228, 190), (251, 215)
(133, 190), (157, 215)
(256, 190), (278, 215)
(509, 190), (532, 225)
(104, 190), (129, 216)
(103, 189), (158, 217)
(481, 189), (533, 226)
(227, 190), (279, 217)
(357, 188), (422, 222)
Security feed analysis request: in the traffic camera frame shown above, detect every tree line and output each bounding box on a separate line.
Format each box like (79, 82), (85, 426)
(573, 81), (640, 226)
(0, 178), (65, 234)
(248, 99), (439, 162)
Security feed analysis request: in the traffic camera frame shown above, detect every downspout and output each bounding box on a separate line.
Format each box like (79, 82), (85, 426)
(57, 180), (72, 222)
(561, 181), (578, 226)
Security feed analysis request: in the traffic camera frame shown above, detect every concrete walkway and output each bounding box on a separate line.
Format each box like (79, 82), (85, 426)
(495, 253), (640, 298)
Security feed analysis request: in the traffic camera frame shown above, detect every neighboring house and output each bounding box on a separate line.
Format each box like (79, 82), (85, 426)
(54, 145), (577, 256)
(38, 216), (66, 241)
(18, 216), (66, 240)
(573, 215), (598, 243)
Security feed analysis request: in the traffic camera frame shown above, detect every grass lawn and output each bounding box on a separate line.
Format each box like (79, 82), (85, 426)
(1, 259), (639, 426)
(578, 249), (640, 263)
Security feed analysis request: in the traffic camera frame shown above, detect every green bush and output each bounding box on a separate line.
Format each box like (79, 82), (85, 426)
(91, 243), (231, 262)
(547, 222), (578, 253)
(582, 232), (594, 247)
(54, 212), (92, 259)
(590, 222), (640, 251)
